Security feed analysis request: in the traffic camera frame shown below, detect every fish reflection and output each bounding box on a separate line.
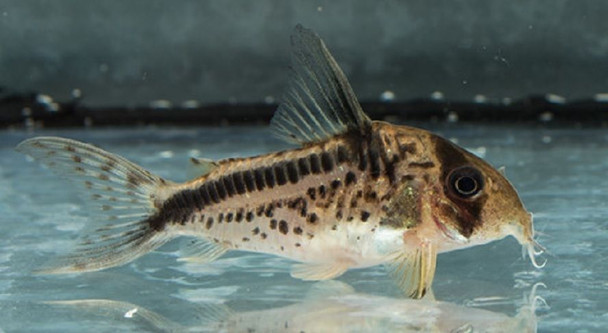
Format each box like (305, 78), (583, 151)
(45, 282), (543, 332)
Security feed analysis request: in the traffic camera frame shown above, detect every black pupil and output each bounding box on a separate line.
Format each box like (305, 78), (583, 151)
(456, 176), (477, 194)
(447, 166), (483, 199)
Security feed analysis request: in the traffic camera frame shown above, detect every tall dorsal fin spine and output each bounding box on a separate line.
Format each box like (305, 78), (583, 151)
(271, 25), (371, 145)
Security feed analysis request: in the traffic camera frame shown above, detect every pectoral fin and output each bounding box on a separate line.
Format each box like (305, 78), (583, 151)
(291, 262), (350, 281)
(386, 243), (437, 299)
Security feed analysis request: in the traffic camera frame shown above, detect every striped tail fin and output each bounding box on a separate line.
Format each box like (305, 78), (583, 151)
(17, 136), (176, 274)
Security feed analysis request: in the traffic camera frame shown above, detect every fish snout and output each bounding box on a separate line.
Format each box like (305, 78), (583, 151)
(510, 212), (546, 269)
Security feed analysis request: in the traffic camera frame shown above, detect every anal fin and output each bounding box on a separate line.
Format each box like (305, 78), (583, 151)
(385, 243), (437, 299)
(178, 238), (228, 263)
(290, 262), (350, 281)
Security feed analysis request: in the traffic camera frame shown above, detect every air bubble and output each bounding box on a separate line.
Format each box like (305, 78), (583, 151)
(380, 90), (395, 102)
(473, 95), (487, 103)
(150, 100), (172, 109)
(159, 151), (174, 159)
(539, 112), (553, 122)
(264, 96), (276, 104)
(447, 111), (458, 123)
(181, 100), (200, 109)
(545, 93), (565, 104)
(430, 91), (444, 101)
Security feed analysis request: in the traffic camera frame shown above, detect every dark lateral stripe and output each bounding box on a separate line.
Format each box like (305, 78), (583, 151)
(242, 170), (256, 192)
(320, 152), (334, 172)
(345, 171), (356, 186)
(286, 161), (299, 183)
(274, 164), (287, 185)
(198, 184), (212, 205)
(309, 154), (322, 174)
(368, 147), (381, 178)
(254, 169), (266, 190)
(358, 144), (368, 171)
(336, 145), (349, 164)
(222, 176), (237, 197)
(190, 188), (205, 210)
(206, 182), (221, 203)
(232, 172), (247, 194)
(214, 180), (227, 200)
(264, 167), (276, 188)
(297, 157), (311, 176)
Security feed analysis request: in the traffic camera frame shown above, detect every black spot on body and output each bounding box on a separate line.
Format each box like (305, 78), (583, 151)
(252, 227), (260, 235)
(265, 204), (274, 218)
(361, 211), (371, 222)
(331, 179), (341, 190)
(345, 171), (356, 186)
(278, 220), (289, 234)
(235, 209), (244, 222)
(307, 187), (316, 200)
(307, 213), (318, 224)
(242, 237), (250, 242)
(318, 185), (326, 199)
(270, 219), (277, 230)
(294, 226), (303, 235)
(409, 161), (436, 169)
(260, 232), (267, 239)
(206, 217), (214, 229)
(246, 211), (254, 222)
(226, 212), (234, 223)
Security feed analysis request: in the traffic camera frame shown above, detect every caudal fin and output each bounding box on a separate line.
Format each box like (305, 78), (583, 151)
(17, 137), (175, 274)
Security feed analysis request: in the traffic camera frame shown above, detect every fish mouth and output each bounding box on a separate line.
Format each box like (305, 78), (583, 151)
(432, 215), (467, 243)
(512, 212), (547, 269)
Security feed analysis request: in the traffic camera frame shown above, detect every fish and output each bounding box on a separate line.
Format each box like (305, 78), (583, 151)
(16, 25), (544, 298)
(43, 281), (543, 332)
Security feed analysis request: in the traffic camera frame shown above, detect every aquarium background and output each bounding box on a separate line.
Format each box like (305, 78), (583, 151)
(1, 1), (607, 332)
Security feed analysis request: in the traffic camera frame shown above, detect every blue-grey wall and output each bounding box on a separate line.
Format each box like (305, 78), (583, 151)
(1, 0), (607, 107)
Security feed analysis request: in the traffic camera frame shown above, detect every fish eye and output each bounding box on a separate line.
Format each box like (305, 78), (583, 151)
(447, 166), (484, 199)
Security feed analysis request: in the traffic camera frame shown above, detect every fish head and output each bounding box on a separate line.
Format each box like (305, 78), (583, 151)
(424, 134), (542, 265)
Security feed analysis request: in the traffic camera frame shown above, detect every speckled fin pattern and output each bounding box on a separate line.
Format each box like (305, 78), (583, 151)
(16, 137), (173, 273)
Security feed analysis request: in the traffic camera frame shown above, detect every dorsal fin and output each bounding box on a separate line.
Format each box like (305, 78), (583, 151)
(270, 25), (371, 145)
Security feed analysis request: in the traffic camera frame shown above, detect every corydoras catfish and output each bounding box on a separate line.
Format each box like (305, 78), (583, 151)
(17, 25), (544, 298)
